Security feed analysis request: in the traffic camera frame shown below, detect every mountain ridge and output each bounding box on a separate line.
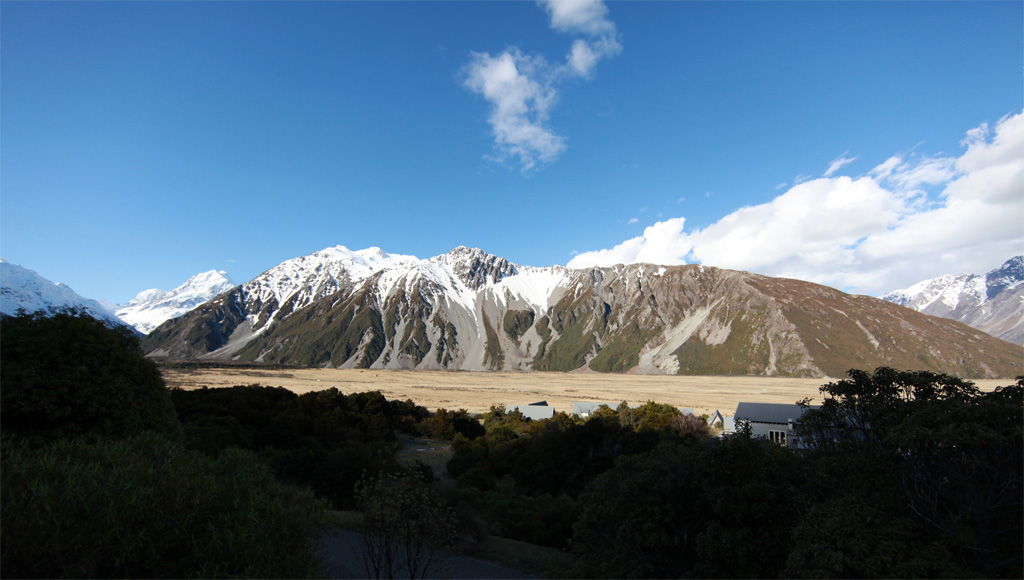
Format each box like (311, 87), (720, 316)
(141, 246), (1023, 379)
(115, 270), (237, 334)
(0, 259), (131, 330)
(882, 256), (1024, 345)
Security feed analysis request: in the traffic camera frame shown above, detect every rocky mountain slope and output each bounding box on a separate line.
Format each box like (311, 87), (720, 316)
(116, 270), (236, 334)
(882, 256), (1023, 345)
(0, 259), (130, 329)
(141, 246), (1023, 379)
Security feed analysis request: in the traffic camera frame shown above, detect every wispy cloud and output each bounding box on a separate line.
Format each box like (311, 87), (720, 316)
(627, 217), (639, 224)
(569, 111), (1024, 295)
(824, 151), (858, 176)
(463, 0), (621, 172)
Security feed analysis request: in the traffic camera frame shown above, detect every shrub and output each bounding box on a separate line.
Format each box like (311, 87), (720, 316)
(1, 432), (330, 578)
(1, 311), (176, 441)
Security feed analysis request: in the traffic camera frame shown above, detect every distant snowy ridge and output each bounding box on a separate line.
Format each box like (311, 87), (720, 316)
(882, 256), (1024, 345)
(0, 259), (129, 329)
(116, 270), (237, 334)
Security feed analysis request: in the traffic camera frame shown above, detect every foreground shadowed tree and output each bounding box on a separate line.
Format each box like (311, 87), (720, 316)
(1, 310), (177, 441)
(355, 469), (457, 579)
(1, 431), (330, 578)
(791, 368), (1023, 578)
(569, 434), (801, 579)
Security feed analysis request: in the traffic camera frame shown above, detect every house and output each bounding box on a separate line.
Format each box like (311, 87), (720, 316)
(706, 409), (736, 435)
(572, 402), (605, 418)
(678, 407), (696, 416)
(507, 401), (556, 421)
(707, 409), (725, 427)
(734, 402), (816, 448)
(722, 416), (736, 434)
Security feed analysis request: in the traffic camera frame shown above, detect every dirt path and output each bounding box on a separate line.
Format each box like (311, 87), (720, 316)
(162, 367), (1010, 417)
(317, 528), (537, 579)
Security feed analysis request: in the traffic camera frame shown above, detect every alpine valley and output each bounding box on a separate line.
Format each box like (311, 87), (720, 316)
(140, 246), (1023, 379)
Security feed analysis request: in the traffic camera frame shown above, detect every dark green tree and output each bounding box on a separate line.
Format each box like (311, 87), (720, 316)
(791, 368), (1023, 578)
(1, 310), (176, 441)
(1, 432), (329, 578)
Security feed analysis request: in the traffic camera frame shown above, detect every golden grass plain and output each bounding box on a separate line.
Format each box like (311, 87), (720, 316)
(161, 367), (1011, 417)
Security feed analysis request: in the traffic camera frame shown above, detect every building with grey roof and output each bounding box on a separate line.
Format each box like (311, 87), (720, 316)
(507, 403), (556, 421)
(571, 402), (605, 418)
(707, 410), (736, 435)
(734, 402), (817, 448)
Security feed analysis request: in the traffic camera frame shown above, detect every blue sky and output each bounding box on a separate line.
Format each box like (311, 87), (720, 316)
(2, 1), (1022, 304)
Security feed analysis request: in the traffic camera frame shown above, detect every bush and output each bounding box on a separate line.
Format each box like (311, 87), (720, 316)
(1, 311), (177, 441)
(355, 469), (458, 579)
(1, 432), (330, 578)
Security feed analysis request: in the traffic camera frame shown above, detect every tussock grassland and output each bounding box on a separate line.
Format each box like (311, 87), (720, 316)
(161, 367), (1010, 416)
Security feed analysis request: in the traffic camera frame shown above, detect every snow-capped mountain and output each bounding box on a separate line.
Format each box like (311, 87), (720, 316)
(882, 257), (1024, 345)
(141, 246), (1023, 379)
(0, 259), (130, 329)
(116, 270), (237, 334)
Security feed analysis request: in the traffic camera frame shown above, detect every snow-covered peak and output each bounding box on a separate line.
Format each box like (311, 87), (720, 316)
(430, 246), (519, 290)
(986, 256), (1024, 299)
(881, 256), (1024, 344)
(883, 273), (984, 314)
(116, 270), (237, 334)
(308, 246), (420, 280)
(239, 246), (420, 327)
(883, 256), (1024, 316)
(0, 259), (128, 328)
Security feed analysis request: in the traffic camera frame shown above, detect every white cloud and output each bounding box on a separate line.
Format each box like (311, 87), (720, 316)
(870, 154), (955, 198)
(690, 176), (903, 273)
(464, 0), (620, 171)
(539, 0), (616, 36)
(567, 111), (1024, 295)
(463, 50), (565, 171)
(824, 152), (858, 176)
(627, 217), (639, 224)
(568, 217), (692, 268)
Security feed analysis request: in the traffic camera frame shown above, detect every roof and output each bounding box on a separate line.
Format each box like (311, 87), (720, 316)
(678, 407), (696, 416)
(572, 402), (604, 416)
(734, 402), (815, 425)
(508, 404), (556, 421)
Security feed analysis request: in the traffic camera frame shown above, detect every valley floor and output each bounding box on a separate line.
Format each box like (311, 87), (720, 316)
(160, 367), (1010, 416)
